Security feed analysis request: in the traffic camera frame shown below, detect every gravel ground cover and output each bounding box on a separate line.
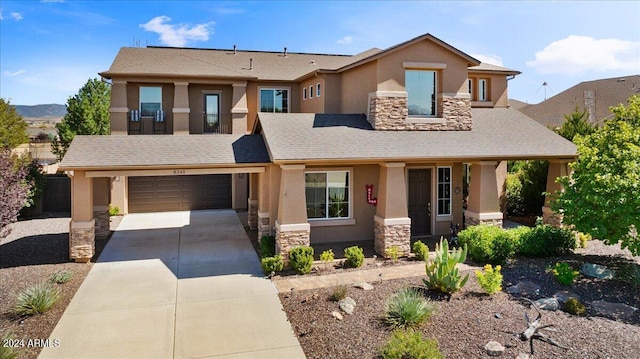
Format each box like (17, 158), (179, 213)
(0, 215), (120, 359)
(280, 240), (640, 358)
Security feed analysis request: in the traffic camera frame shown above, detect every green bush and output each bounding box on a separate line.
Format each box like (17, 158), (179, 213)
(412, 240), (429, 261)
(386, 245), (400, 263)
(549, 262), (579, 285)
(518, 224), (576, 257)
(384, 288), (436, 329)
(108, 204), (120, 216)
(505, 160), (549, 217)
(475, 264), (503, 294)
(380, 330), (444, 359)
(320, 249), (334, 270)
(49, 270), (73, 284)
(260, 255), (284, 275)
(330, 285), (348, 302)
(344, 246), (364, 268)
(564, 297), (586, 316)
(423, 238), (469, 294)
(458, 225), (518, 265)
(289, 246), (314, 274)
(259, 235), (276, 258)
(11, 283), (60, 316)
(505, 172), (526, 216)
(0, 332), (20, 359)
(576, 232), (591, 248)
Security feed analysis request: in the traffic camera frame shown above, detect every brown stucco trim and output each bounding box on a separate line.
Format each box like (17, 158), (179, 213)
(468, 69), (521, 76)
(270, 155), (576, 166)
(60, 163), (271, 173)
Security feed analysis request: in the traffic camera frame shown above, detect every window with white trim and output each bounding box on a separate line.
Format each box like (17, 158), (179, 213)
(305, 171), (350, 219)
(405, 70), (437, 117)
(467, 79), (473, 100)
(303, 87), (307, 100)
(260, 88), (289, 112)
(140, 86), (162, 117)
(437, 167), (451, 215)
(316, 83), (321, 97)
(479, 79), (488, 101)
(309, 85), (314, 98)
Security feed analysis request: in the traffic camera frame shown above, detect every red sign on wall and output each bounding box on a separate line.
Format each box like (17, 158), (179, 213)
(366, 184), (377, 206)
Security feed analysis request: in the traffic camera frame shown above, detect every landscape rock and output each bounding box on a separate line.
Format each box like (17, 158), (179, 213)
(516, 353), (531, 359)
(339, 297), (356, 315)
(553, 290), (580, 304)
(534, 297), (559, 311)
(506, 281), (540, 296)
(331, 311), (343, 321)
(591, 300), (638, 320)
(353, 282), (374, 290)
(485, 340), (505, 356)
(580, 263), (615, 279)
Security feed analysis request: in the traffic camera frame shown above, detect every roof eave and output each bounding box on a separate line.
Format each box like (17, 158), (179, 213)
(468, 69), (522, 76)
(99, 72), (258, 81)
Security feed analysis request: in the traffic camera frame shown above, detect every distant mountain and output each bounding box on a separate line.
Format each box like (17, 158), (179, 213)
(13, 104), (66, 118)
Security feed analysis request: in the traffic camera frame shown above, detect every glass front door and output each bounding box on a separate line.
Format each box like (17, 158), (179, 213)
(204, 94), (220, 133)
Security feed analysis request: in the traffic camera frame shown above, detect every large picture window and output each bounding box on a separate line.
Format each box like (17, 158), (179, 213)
(140, 86), (162, 116)
(405, 70), (437, 117)
(305, 171), (350, 219)
(437, 167), (451, 216)
(260, 88), (289, 113)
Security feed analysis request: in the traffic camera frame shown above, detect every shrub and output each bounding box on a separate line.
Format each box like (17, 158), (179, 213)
(458, 225), (518, 265)
(260, 255), (284, 275)
(344, 246), (364, 268)
(518, 224), (576, 257)
(0, 332), (20, 359)
(423, 237), (469, 294)
(412, 241), (428, 261)
(320, 249), (334, 270)
(475, 264), (503, 294)
(616, 264), (640, 286)
(259, 235), (276, 258)
(380, 330), (444, 359)
(108, 204), (120, 216)
(576, 232), (591, 248)
(564, 297), (586, 316)
(11, 283), (60, 316)
(384, 288), (436, 329)
(549, 262), (579, 285)
(49, 270), (73, 284)
(386, 245), (400, 263)
(330, 285), (348, 302)
(289, 246), (314, 274)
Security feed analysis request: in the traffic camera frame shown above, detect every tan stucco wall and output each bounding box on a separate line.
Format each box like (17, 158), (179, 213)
(233, 173), (248, 209)
(300, 77), (325, 113)
(110, 176), (128, 214)
(468, 73), (509, 107)
(71, 171), (93, 222)
(247, 82), (300, 132)
(323, 73), (342, 114)
(187, 84), (233, 133)
(341, 61), (377, 114)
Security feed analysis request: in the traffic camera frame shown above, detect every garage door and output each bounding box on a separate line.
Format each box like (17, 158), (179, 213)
(128, 175), (232, 213)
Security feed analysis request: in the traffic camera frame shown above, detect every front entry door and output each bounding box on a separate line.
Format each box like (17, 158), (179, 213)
(204, 94), (220, 133)
(408, 169), (432, 236)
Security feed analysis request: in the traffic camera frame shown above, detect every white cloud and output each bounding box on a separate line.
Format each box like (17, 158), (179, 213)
(470, 53), (503, 66)
(336, 36), (353, 45)
(140, 16), (214, 47)
(4, 69), (26, 77)
(527, 35), (640, 75)
(11, 12), (22, 21)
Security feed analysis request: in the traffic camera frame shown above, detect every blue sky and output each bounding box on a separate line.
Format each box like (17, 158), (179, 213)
(1, 1), (639, 106)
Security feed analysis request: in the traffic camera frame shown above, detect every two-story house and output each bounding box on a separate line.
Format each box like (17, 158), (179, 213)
(59, 33), (576, 262)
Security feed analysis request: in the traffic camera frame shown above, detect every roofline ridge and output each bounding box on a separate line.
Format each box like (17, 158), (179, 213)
(143, 45), (352, 57)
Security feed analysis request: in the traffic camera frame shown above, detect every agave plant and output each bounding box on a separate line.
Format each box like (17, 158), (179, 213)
(423, 237), (469, 294)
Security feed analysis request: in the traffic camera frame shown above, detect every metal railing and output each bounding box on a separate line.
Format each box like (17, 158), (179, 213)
(203, 114), (231, 134)
(129, 109), (168, 135)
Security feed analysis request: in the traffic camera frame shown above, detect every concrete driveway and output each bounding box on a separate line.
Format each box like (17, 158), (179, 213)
(40, 210), (305, 359)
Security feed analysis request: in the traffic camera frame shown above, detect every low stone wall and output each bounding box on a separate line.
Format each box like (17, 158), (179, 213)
(275, 228), (310, 260)
(248, 200), (258, 230)
(70, 220), (95, 262)
(465, 216), (503, 228)
(542, 206), (563, 227)
(374, 220), (411, 257)
(94, 210), (110, 240)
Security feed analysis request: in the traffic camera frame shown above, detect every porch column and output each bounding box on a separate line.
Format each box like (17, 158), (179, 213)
(247, 172), (259, 230)
(231, 82), (248, 134)
(69, 170), (94, 262)
(93, 177), (110, 240)
(257, 166), (272, 239)
(465, 161), (503, 227)
(275, 164), (310, 259)
(173, 82), (190, 135)
(110, 176), (128, 214)
(109, 80), (128, 135)
(542, 160), (571, 227)
(374, 162), (411, 257)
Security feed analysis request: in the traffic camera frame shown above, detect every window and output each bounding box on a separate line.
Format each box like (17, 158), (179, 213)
(303, 87), (307, 100)
(260, 88), (289, 113)
(467, 79), (473, 100)
(479, 79), (488, 101)
(309, 85), (314, 98)
(405, 70), (437, 117)
(140, 86), (162, 117)
(316, 83), (321, 97)
(437, 167), (451, 216)
(305, 171), (350, 219)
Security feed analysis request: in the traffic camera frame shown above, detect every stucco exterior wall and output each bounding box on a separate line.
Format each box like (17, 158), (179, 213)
(300, 77), (325, 113)
(187, 84), (233, 133)
(247, 82), (300, 133)
(469, 73), (509, 108)
(323, 73), (342, 114)
(341, 61), (377, 114)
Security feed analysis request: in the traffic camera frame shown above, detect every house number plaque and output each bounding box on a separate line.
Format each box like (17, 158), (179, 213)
(366, 184), (377, 206)
(173, 169), (187, 175)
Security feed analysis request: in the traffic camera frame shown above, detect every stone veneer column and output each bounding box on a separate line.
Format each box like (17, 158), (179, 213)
(257, 166), (272, 239)
(248, 199), (258, 230)
(109, 80), (128, 135)
(275, 164), (310, 259)
(374, 162), (411, 257)
(258, 211), (271, 239)
(69, 170), (94, 262)
(542, 160), (572, 227)
(465, 161), (503, 228)
(173, 82), (190, 135)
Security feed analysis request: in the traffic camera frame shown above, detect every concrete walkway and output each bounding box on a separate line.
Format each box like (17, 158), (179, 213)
(40, 210), (305, 359)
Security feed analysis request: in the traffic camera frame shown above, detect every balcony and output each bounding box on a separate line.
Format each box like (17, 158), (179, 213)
(128, 109), (168, 135)
(203, 114), (231, 134)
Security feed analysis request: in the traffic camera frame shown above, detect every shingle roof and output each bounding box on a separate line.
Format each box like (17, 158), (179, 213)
(59, 134), (270, 170)
(257, 110), (576, 162)
(469, 63), (520, 75)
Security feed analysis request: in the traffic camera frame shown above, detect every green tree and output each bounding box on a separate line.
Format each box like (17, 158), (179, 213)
(552, 95), (640, 255)
(0, 98), (29, 149)
(555, 106), (596, 142)
(52, 78), (111, 160)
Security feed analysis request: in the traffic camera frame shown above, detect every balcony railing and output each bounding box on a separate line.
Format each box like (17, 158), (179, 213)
(203, 114), (231, 134)
(129, 110), (167, 135)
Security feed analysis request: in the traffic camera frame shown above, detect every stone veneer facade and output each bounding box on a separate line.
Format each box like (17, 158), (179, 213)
(247, 199), (258, 230)
(258, 211), (271, 239)
(275, 223), (310, 260)
(70, 220), (95, 262)
(94, 210), (110, 240)
(368, 92), (472, 131)
(464, 216), (503, 228)
(542, 206), (563, 227)
(374, 219), (411, 257)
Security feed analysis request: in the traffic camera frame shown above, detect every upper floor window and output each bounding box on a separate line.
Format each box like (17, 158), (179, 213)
(310, 85), (314, 98)
(140, 86), (162, 117)
(405, 70), (437, 117)
(437, 167), (451, 216)
(478, 79), (488, 101)
(316, 83), (321, 97)
(260, 88), (289, 113)
(303, 87), (307, 100)
(305, 170), (350, 219)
